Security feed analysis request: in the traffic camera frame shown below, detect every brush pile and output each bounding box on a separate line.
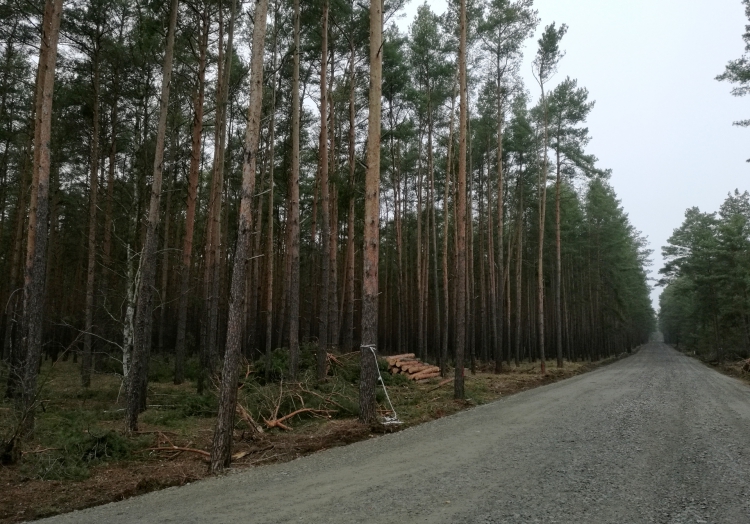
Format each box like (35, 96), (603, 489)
(386, 354), (441, 382)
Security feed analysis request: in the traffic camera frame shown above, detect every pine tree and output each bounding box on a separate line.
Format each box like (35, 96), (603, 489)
(359, 0), (383, 424)
(211, 0), (268, 472)
(126, 0), (180, 432)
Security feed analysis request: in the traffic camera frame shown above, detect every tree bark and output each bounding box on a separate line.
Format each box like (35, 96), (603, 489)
(454, 0), (468, 400)
(20, 0), (63, 432)
(82, 33), (101, 388)
(317, 1), (330, 381)
(157, 142), (176, 355)
(428, 97), (441, 362)
(210, 0), (267, 473)
(537, 86), (550, 375)
(359, 0), (382, 424)
(342, 23), (356, 353)
(264, 16), (278, 381)
(201, 0), (236, 394)
(441, 86), (456, 376)
(554, 147), (563, 368)
(328, 53), (339, 350)
(175, 6), (208, 385)
(416, 124), (424, 361)
(514, 173), (524, 367)
(287, 0), (301, 378)
(329, 185), (339, 347)
(126, 0), (179, 432)
(495, 82), (505, 374)
(81, 45), (99, 388)
(4, 109), (33, 398)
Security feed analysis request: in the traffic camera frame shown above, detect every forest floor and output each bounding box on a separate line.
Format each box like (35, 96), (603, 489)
(0, 351), (628, 523)
(696, 354), (750, 384)
(33, 343), (750, 524)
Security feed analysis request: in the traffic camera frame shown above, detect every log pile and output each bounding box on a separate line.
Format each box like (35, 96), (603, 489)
(386, 354), (441, 382)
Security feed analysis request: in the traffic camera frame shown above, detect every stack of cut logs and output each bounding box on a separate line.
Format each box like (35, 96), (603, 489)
(386, 354), (442, 382)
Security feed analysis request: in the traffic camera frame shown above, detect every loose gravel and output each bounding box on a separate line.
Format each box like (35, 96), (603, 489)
(36, 343), (750, 523)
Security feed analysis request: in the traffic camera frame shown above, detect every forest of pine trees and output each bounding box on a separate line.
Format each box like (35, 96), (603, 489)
(0, 0), (654, 468)
(659, 192), (750, 361)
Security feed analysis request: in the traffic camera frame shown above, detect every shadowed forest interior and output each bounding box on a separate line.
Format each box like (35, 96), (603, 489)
(0, 0), (656, 475)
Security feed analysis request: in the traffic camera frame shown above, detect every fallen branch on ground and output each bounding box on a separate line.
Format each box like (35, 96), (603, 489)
(263, 408), (336, 431)
(427, 378), (453, 392)
(21, 447), (60, 455)
(146, 446), (210, 457)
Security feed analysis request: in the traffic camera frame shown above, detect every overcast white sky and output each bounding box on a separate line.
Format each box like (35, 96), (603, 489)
(396, 0), (750, 310)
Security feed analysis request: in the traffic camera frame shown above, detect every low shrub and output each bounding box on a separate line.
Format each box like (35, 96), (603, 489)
(24, 413), (148, 480)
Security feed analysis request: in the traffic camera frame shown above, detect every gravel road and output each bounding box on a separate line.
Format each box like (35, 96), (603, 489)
(37, 343), (750, 523)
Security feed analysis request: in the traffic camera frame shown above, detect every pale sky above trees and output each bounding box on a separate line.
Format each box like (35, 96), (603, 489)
(399, 0), (750, 308)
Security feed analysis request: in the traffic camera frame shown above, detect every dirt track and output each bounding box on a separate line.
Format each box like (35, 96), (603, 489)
(36, 343), (750, 523)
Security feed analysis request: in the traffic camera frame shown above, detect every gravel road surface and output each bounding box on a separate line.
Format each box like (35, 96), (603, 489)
(37, 343), (750, 523)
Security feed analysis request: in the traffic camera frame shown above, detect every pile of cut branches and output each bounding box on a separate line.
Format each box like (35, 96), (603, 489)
(238, 376), (358, 434)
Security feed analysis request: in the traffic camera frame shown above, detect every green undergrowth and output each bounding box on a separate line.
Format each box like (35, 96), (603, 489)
(21, 421), (149, 481)
(1, 346), (414, 479)
(1, 347), (618, 482)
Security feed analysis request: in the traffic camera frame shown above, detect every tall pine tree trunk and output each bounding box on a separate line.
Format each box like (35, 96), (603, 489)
(514, 174), (524, 367)
(20, 0), (63, 432)
(287, 0), (301, 378)
(317, 1), (330, 381)
(82, 39), (101, 388)
(157, 143), (175, 355)
(537, 88), (549, 375)
(126, 0), (179, 432)
(175, 6), (208, 384)
(201, 0), (236, 393)
(554, 148), (563, 368)
(495, 86), (505, 373)
(2, 151), (29, 376)
(416, 124), (424, 361)
(328, 80), (340, 352)
(210, 0), (267, 472)
(441, 87), (455, 376)
(454, 0), (468, 400)
(329, 185), (339, 347)
(428, 99), (441, 361)
(342, 28), (356, 352)
(264, 22), (277, 380)
(387, 93), (403, 353)
(359, 0), (382, 424)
